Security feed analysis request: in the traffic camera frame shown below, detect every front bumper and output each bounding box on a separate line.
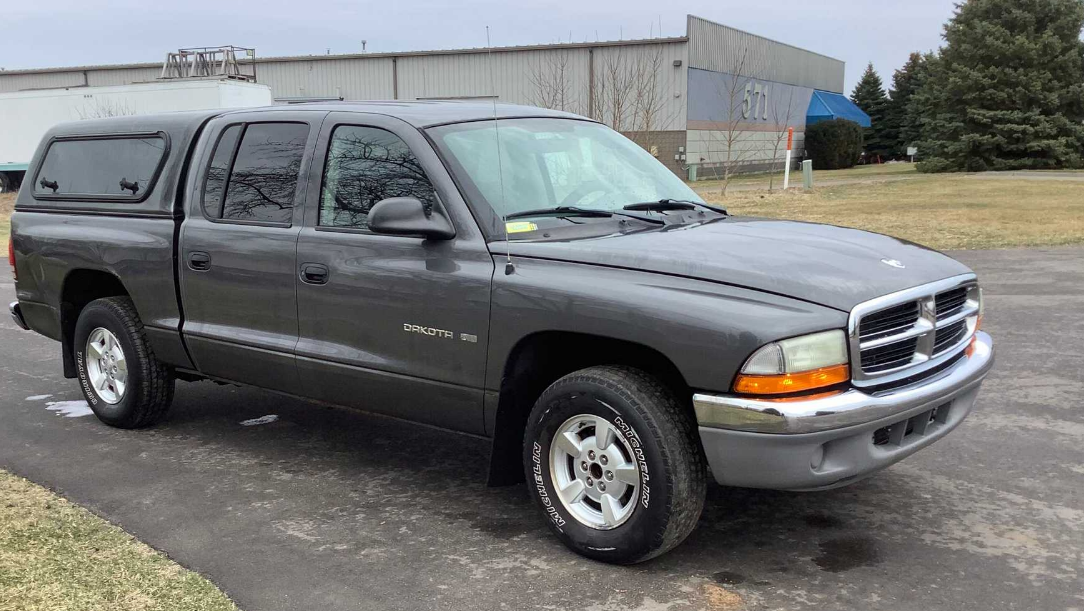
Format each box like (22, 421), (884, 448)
(694, 331), (994, 490)
(9, 301), (29, 331)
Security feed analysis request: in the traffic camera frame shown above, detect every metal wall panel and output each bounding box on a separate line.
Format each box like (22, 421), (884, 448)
(85, 67), (160, 87)
(256, 57), (394, 100)
(1, 41), (688, 129)
(687, 15), (844, 93)
(0, 70), (86, 93)
(590, 42), (688, 131)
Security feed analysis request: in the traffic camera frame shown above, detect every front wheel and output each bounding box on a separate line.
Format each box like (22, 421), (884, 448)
(523, 366), (706, 564)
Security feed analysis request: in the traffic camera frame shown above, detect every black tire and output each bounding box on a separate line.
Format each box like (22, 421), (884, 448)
(523, 365), (706, 564)
(73, 296), (175, 428)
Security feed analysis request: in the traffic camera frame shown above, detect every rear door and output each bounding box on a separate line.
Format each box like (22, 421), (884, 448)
(294, 112), (494, 434)
(179, 109), (325, 392)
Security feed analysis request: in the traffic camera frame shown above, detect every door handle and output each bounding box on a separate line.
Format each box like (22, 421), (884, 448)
(188, 251), (211, 271)
(300, 263), (329, 285)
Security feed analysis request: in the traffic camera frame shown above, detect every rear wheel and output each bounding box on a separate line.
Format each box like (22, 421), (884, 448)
(73, 297), (175, 428)
(523, 365), (706, 564)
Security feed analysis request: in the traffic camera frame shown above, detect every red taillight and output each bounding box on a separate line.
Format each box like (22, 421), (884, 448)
(8, 239), (15, 281)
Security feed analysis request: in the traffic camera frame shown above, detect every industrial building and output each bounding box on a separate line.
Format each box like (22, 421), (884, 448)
(0, 15), (869, 178)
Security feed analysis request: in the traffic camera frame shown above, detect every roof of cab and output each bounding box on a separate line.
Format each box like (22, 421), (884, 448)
(219, 100), (590, 128)
(43, 101), (590, 136)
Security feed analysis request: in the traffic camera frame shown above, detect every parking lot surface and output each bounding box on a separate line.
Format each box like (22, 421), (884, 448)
(1, 248), (1082, 611)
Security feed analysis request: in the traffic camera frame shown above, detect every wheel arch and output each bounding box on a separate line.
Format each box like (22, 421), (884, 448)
(486, 330), (692, 486)
(59, 268), (132, 378)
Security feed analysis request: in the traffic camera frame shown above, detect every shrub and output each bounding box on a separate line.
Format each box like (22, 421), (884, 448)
(805, 119), (864, 170)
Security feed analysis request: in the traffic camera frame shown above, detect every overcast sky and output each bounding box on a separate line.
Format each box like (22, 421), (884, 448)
(1, 0), (956, 95)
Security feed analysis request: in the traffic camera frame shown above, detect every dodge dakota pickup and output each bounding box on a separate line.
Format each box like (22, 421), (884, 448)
(8, 102), (994, 563)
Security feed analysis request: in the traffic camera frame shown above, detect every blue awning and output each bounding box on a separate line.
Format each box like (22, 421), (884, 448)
(806, 90), (871, 128)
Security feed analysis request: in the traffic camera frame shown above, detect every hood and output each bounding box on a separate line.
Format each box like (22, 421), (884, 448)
(503, 217), (973, 312)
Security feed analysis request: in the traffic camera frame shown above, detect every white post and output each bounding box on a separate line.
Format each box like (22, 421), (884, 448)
(783, 127), (794, 190)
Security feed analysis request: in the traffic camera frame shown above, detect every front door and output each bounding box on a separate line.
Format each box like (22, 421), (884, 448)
(179, 110), (325, 392)
(294, 112), (493, 434)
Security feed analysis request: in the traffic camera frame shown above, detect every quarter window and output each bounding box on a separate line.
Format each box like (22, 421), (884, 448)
(201, 124), (242, 219)
(217, 122), (309, 224)
(319, 125), (436, 230)
(33, 136), (167, 199)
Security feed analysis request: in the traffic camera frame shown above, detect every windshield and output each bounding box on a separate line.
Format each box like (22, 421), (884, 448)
(429, 118), (704, 237)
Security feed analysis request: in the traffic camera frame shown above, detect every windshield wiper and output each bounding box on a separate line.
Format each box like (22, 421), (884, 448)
(504, 206), (614, 221)
(623, 199), (728, 215)
(504, 205), (664, 226)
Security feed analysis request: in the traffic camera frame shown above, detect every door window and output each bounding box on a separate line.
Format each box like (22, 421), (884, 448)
(203, 122), (309, 224)
(319, 125), (436, 230)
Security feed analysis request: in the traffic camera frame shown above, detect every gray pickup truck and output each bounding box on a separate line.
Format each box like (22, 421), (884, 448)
(8, 102), (994, 563)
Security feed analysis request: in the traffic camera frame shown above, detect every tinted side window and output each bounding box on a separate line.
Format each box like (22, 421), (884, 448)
(201, 125), (242, 219)
(319, 125), (436, 230)
(34, 136), (166, 199)
(221, 123), (309, 223)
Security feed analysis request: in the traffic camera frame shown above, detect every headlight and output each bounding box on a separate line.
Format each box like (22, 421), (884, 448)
(733, 329), (850, 395)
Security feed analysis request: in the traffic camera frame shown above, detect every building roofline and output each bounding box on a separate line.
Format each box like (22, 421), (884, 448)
(687, 14), (845, 65)
(0, 36), (689, 76)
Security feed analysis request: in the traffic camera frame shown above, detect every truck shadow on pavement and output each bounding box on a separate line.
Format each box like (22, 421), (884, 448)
(153, 382), (890, 574)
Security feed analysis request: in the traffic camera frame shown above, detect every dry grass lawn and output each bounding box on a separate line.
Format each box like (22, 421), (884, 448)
(0, 470), (237, 611)
(700, 173), (1084, 250)
(0, 193), (13, 246)
(696, 161), (920, 191)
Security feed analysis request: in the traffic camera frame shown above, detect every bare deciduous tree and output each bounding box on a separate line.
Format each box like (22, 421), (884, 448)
(76, 99), (135, 120)
(631, 48), (667, 132)
(527, 50), (574, 112)
(526, 44), (675, 155)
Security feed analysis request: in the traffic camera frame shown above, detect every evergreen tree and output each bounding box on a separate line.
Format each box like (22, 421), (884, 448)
(917, 0), (1084, 172)
(901, 52), (938, 155)
(850, 63), (892, 159)
(884, 52), (928, 157)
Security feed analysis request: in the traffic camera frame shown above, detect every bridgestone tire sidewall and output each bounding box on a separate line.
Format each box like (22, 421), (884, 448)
(74, 305), (144, 426)
(525, 380), (674, 563)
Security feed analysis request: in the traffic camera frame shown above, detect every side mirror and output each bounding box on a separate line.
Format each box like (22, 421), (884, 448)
(368, 197), (455, 240)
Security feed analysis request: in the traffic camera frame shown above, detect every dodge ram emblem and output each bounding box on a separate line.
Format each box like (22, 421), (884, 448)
(881, 258), (905, 269)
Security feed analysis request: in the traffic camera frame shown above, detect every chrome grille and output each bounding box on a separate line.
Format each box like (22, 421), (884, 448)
(933, 319), (968, 354)
(848, 275), (981, 387)
(861, 337), (919, 372)
(859, 301), (920, 342)
(935, 287), (968, 319)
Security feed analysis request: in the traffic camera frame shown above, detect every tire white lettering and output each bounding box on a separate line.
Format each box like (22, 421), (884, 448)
(532, 441), (565, 528)
(76, 350), (98, 406)
(613, 416), (650, 508)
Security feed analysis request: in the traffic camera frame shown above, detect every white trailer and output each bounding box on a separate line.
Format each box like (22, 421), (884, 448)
(0, 79), (273, 192)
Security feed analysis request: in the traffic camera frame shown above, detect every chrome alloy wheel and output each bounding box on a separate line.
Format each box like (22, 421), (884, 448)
(549, 414), (641, 530)
(85, 328), (127, 404)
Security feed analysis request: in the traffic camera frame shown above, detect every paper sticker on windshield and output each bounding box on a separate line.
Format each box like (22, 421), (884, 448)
(505, 221), (538, 234)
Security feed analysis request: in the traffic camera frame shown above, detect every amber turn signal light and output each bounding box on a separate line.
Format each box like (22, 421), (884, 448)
(733, 363), (850, 396)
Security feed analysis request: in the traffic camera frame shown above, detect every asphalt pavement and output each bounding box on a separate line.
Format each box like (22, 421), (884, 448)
(1, 248), (1082, 611)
